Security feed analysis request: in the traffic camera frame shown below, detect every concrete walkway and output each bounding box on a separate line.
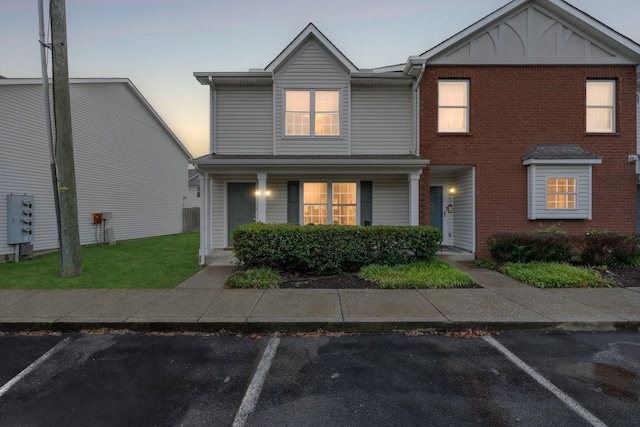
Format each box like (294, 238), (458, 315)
(0, 252), (639, 333)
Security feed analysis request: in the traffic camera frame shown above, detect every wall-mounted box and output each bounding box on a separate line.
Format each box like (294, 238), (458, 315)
(7, 194), (34, 244)
(92, 213), (103, 224)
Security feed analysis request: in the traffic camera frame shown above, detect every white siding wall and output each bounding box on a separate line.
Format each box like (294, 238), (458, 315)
(453, 168), (475, 252)
(273, 40), (350, 155)
(0, 82), (189, 256)
(265, 177), (289, 224)
(351, 86), (414, 154)
(215, 87), (273, 154)
(637, 91), (639, 154)
(184, 185), (200, 209)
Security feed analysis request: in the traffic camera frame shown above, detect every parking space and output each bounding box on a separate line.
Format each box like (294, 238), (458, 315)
(0, 332), (638, 426)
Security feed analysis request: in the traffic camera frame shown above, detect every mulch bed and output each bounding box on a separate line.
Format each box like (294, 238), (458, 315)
(605, 267), (640, 288)
(279, 273), (378, 289)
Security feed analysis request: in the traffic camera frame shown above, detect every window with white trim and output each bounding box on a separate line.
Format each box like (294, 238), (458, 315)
(586, 80), (614, 133)
(285, 90), (340, 136)
(546, 178), (576, 209)
(438, 80), (469, 133)
(303, 182), (356, 225)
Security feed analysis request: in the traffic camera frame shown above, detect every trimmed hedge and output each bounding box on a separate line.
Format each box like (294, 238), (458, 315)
(488, 228), (640, 267)
(232, 223), (442, 275)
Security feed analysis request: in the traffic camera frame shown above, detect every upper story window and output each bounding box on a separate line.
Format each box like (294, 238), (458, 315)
(586, 80), (615, 133)
(285, 90), (340, 136)
(438, 80), (469, 133)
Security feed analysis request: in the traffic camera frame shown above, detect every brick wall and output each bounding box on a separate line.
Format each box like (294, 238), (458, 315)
(419, 66), (638, 258)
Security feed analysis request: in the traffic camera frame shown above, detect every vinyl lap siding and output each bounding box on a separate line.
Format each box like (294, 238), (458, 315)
(212, 178), (226, 248)
(274, 40), (350, 155)
(453, 168), (475, 252)
(0, 82), (188, 256)
(370, 176), (410, 225)
(215, 87), (273, 154)
(529, 165), (592, 219)
(0, 85), (59, 254)
(70, 83), (187, 244)
(351, 87), (413, 155)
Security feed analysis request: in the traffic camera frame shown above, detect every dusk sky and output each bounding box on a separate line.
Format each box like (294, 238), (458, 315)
(2, 0), (640, 157)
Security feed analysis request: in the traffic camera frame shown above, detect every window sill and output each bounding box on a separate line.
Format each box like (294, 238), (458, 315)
(437, 133), (473, 137)
(585, 132), (620, 137)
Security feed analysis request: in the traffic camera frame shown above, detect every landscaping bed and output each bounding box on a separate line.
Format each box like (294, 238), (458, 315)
(604, 266), (640, 288)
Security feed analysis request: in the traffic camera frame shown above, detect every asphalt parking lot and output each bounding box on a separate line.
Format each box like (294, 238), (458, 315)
(0, 331), (638, 426)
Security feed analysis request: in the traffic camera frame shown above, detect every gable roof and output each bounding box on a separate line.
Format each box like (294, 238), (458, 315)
(387, 0), (640, 71)
(195, 23), (414, 87)
(266, 23), (358, 73)
(0, 78), (192, 159)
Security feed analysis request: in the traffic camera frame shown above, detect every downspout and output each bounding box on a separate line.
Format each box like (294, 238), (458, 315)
(412, 61), (426, 156)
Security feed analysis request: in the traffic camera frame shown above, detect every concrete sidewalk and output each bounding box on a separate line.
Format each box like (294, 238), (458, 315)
(0, 252), (639, 333)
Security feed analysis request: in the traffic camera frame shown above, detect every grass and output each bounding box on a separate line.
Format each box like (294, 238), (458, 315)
(500, 262), (615, 288)
(0, 233), (201, 289)
(358, 258), (475, 289)
(225, 266), (282, 289)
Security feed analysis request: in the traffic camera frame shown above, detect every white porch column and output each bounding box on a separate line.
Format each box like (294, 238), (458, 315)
(256, 173), (267, 223)
(409, 172), (421, 226)
(199, 172), (212, 265)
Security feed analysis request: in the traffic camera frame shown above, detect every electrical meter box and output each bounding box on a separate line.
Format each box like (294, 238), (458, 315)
(7, 194), (34, 244)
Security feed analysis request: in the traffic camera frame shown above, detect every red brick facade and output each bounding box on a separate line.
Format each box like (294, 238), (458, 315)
(419, 66), (638, 258)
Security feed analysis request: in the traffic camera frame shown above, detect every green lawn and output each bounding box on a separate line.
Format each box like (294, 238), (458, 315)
(358, 258), (475, 289)
(500, 262), (614, 288)
(0, 233), (201, 289)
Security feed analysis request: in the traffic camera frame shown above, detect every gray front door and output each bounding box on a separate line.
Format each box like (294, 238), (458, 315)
(429, 186), (443, 232)
(228, 183), (255, 246)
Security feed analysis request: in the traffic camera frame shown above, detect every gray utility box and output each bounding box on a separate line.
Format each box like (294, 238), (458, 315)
(7, 194), (34, 244)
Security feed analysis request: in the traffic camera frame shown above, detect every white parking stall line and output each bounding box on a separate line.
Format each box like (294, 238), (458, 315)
(0, 338), (71, 399)
(483, 336), (607, 427)
(232, 336), (281, 427)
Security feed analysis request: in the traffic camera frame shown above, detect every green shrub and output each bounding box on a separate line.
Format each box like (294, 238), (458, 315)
(232, 223), (442, 275)
(488, 231), (575, 263)
(579, 229), (640, 267)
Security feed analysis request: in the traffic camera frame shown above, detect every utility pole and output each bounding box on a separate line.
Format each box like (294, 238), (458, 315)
(50, 0), (82, 277)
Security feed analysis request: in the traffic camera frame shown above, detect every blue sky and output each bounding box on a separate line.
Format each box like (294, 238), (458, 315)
(2, 0), (639, 157)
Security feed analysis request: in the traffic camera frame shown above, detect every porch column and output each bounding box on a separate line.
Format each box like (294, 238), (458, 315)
(409, 172), (421, 226)
(256, 173), (267, 223)
(199, 172), (212, 265)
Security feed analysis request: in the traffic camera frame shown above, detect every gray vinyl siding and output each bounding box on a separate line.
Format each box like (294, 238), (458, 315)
(528, 165), (592, 220)
(370, 175), (410, 225)
(351, 86), (414, 155)
(453, 168), (475, 252)
(215, 87), (273, 154)
(0, 82), (188, 256)
(211, 178), (226, 248)
(274, 40), (350, 155)
(637, 92), (639, 154)
(266, 177), (289, 224)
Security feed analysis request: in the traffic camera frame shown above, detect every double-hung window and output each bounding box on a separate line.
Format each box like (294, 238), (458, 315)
(586, 80), (615, 133)
(438, 80), (469, 133)
(303, 182), (356, 225)
(285, 90), (340, 136)
(546, 178), (576, 210)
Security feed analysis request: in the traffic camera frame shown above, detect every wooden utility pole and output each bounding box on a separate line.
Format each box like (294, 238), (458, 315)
(50, 0), (82, 277)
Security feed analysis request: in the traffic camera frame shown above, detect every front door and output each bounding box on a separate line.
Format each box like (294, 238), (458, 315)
(228, 183), (255, 246)
(429, 186), (443, 233)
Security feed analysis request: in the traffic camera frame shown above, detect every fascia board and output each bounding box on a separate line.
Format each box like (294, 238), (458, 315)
(522, 158), (602, 165)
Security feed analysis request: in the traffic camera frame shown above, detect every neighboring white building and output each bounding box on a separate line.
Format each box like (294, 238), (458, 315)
(0, 78), (192, 258)
(184, 169), (200, 209)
